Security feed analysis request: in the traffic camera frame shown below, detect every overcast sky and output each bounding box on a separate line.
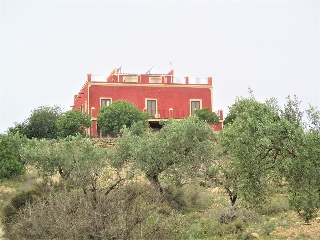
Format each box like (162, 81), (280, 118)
(1, 0), (319, 133)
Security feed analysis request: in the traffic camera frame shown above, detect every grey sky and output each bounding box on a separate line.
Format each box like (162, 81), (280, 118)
(1, 0), (319, 133)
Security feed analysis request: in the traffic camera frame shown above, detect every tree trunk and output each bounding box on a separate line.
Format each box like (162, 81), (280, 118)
(225, 186), (237, 206)
(147, 172), (163, 193)
(230, 194), (237, 206)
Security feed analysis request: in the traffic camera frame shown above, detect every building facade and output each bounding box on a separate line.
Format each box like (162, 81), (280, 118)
(72, 68), (222, 136)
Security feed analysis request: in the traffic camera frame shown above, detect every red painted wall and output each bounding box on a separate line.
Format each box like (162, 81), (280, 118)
(89, 84), (212, 119)
(213, 110), (224, 132)
(73, 76), (90, 112)
(73, 70), (216, 137)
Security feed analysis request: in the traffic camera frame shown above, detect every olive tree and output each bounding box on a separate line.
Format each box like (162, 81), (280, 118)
(217, 94), (320, 221)
(217, 96), (281, 209)
(113, 116), (216, 192)
(279, 97), (320, 222)
(284, 127), (320, 221)
(21, 136), (123, 204)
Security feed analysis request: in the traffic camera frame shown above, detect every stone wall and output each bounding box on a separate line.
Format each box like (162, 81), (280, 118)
(91, 138), (116, 149)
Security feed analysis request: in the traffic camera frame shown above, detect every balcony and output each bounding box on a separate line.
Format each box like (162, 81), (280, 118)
(146, 108), (190, 120)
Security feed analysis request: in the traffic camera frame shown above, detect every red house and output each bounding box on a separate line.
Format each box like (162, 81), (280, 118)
(72, 68), (223, 136)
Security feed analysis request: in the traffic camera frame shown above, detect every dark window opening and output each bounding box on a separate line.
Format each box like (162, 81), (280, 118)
(147, 100), (157, 117)
(191, 101), (200, 115)
(101, 99), (111, 107)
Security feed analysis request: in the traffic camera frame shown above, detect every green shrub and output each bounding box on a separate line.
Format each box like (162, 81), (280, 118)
(56, 110), (90, 137)
(0, 133), (26, 179)
(98, 100), (148, 134)
(216, 218), (247, 236)
(183, 212), (248, 239)
(143, 212), (187, 240)
(186, 216), (217, 239)
(163, 184), (212, 213)
(183, 184), (213, 212)
(163, 185), (187, 211)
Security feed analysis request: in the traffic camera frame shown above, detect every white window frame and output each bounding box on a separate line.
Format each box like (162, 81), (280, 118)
(123, 76), (138, 83)
(100, 97), (112, 107)
(149, 76), (162, 83)
(145, 98), (158, 118)
(190, 99), (202, 116)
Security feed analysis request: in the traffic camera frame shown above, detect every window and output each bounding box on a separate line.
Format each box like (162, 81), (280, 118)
(190, 100), (201, 115)
(123, 76), (138, 83)
(101, 98), (111, 107)
(149, 77), (162, 83)
(147, 99), (157, 117)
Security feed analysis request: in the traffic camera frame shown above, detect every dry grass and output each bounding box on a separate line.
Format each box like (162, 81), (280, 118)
(271, 211), (320, 239)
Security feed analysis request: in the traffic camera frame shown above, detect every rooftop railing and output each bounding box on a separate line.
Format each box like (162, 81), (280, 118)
(89, 74), (211, 85)
(91, 75), (108, 82)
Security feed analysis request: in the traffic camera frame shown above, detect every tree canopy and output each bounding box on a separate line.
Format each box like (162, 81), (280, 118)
(24, 105), (61, 139)
(97, 100), (148, 134)
(21, 135), (112, 199)
(112, 116), (216, 192)
(56, 110), (91, 138)
(216, 94), (320, 221)
(217, 96), (281, 209)
(0, 133), (26, 179)
(193, 107), (219, 124)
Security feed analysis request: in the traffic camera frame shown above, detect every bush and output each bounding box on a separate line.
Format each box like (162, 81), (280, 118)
(220, 205), (260, 224)
(143, 212), (187, 240)
(216, 218), (247, 236)
(162, 184), (213, 214)
(57, 110), (91, 137)
(183, 211), (249, 239)
(183, 184), (213, 212)
(194, 107), (220, 124)
(220, 205), (239, 224)
(163, 185), (187, 211)
(3, 181), (52, 229)
(97, 100), (148, 134)
(4, 182), (162, 240)
(0, 133), (25, 179)
(24, 105), (61, 139)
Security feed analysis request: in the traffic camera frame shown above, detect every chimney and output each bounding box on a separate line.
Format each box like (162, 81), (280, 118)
(87, 73), (92, 82)
(185, 76), (189, 85)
